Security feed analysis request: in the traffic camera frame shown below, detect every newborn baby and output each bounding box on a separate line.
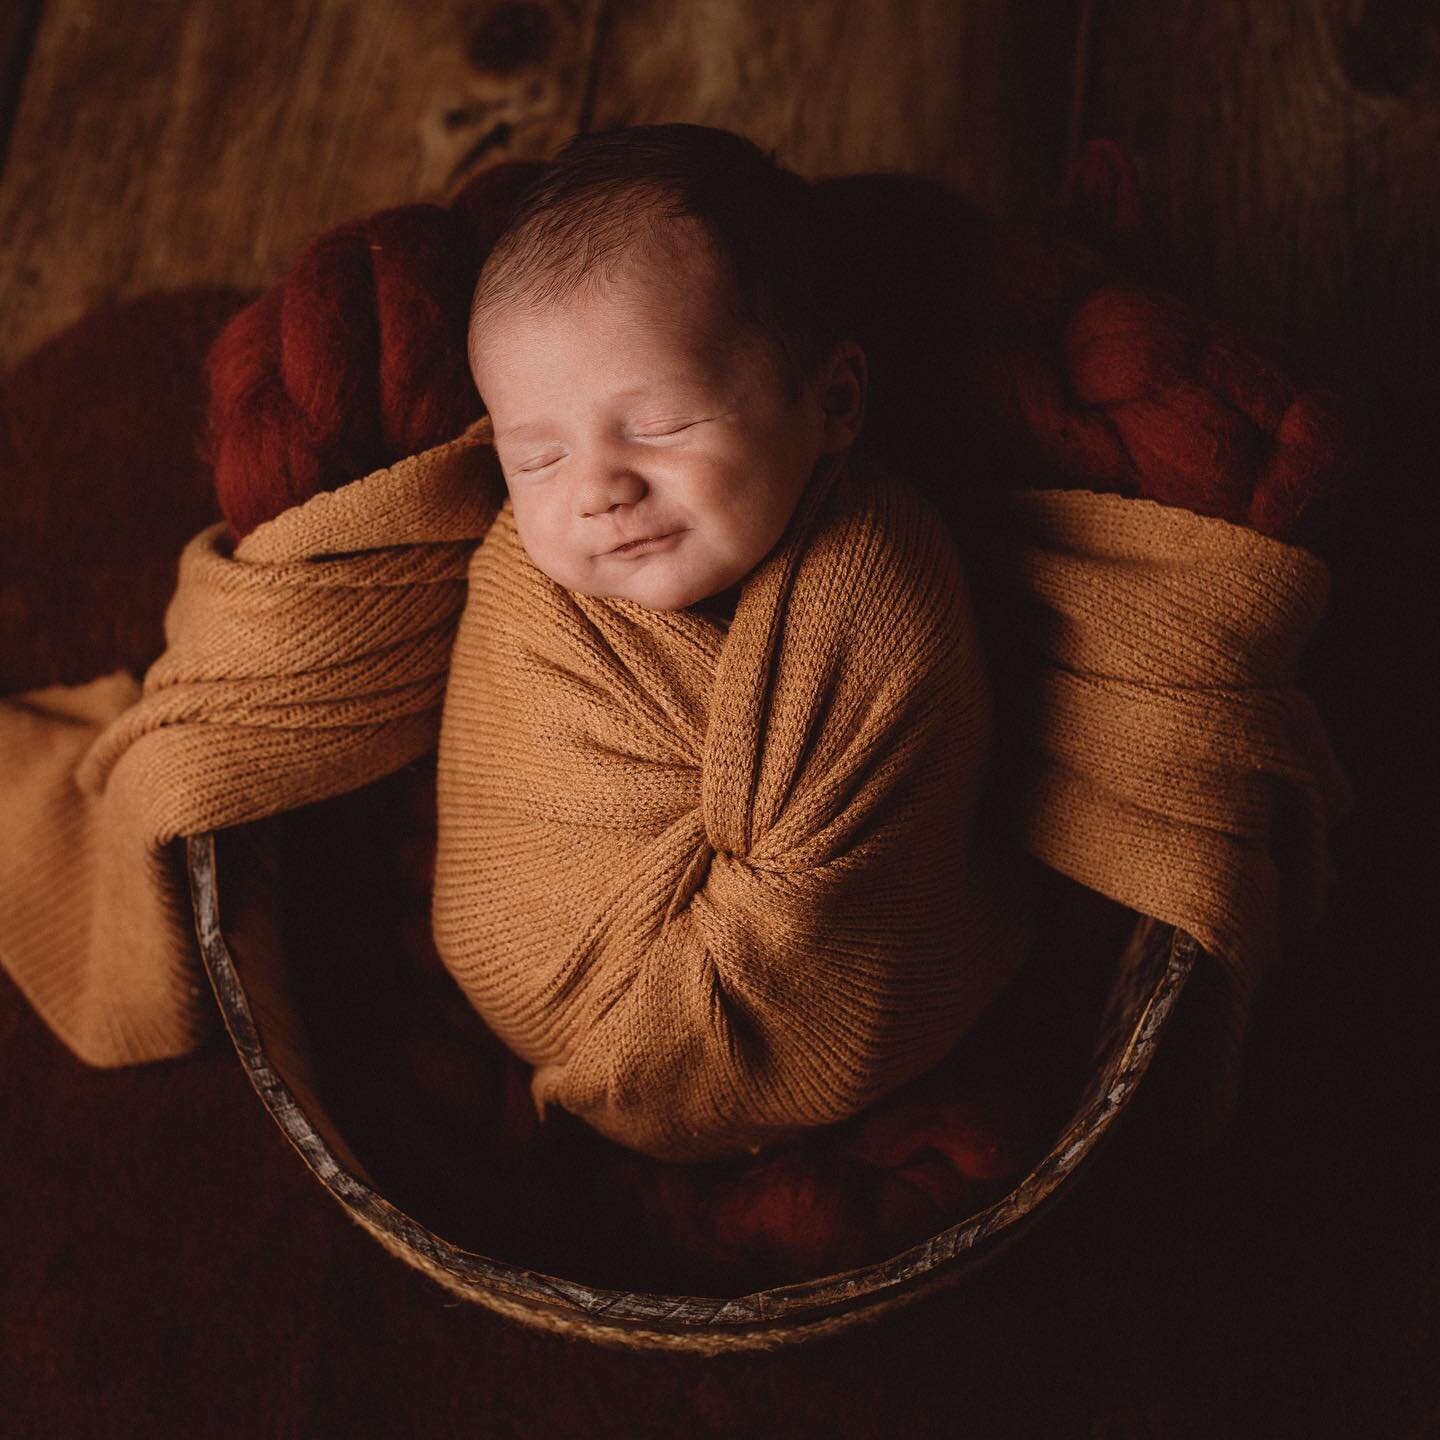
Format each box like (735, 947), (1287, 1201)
(434, 123), (1036, 1162)
(466, 127), (867, 625)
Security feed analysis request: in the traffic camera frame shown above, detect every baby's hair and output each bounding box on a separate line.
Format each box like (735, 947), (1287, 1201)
(468, 123), (842, 399)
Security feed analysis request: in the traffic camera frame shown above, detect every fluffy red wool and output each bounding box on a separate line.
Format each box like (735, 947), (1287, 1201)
(206, 161), (544, 540)
(202, 142), (1355, 1283)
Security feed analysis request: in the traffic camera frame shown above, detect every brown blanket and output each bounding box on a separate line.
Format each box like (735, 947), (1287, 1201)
(0, 418), (1352, 1162)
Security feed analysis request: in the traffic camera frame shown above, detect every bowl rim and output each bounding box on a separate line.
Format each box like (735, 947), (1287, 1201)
(185, 828), (1199, 1351)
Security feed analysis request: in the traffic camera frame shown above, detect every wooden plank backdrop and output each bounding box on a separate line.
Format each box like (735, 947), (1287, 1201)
(0, 0), (1079, 369)
(1087, 0), (1440, 381)
(2, 2), (1438, 1436)
(0, 0), (604, 367)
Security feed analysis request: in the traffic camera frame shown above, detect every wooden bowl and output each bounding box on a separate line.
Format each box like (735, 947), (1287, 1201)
(184, 821), (1198, 1355)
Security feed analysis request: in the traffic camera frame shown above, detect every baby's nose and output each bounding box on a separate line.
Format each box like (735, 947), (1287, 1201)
(574, 457), (647, 518)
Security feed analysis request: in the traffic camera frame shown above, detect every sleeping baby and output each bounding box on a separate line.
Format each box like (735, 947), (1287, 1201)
(433, 123), (1039, 1162)
(466, 126), (867, 629)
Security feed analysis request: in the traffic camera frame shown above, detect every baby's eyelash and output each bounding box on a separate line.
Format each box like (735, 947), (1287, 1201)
(508, 419), (708, 473)
(514, 455), (561, 474)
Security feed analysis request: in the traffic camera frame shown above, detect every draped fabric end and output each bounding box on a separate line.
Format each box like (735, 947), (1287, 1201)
(955, 484), (1354, 1018)
(0, 423), (1351, 1163)
(0, 422), (505, 1066)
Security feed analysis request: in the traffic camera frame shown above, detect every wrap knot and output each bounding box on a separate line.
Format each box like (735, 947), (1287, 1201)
(433, 447), (1036, 1161)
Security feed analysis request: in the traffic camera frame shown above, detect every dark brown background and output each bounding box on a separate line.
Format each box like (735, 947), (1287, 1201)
(2, 2), (1437, 1436)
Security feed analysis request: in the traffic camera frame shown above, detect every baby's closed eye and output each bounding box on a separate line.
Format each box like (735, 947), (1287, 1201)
(630, 417), (710, 436)
(512, 452), (563, 474)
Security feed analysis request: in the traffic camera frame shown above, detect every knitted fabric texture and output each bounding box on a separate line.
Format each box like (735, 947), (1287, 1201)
(955, 484), (1356, 1090)
(0, 422), (1351, 1165)
(432, 446), (1041, 1162)
(0, 423), (501, 1063)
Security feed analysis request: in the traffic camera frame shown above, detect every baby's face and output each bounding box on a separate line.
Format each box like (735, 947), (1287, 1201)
(470, 227), (838, 612)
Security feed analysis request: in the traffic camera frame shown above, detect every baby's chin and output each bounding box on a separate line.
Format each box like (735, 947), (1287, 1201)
(604, 575), (724, 612)
(569, 564), (738, 613)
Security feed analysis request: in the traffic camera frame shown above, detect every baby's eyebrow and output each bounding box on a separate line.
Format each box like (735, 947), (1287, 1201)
(495, 384), (716, 445)
(494, 420), (550, 444)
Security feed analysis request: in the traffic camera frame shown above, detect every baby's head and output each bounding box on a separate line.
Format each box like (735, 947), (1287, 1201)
(467, 124), (867, 613)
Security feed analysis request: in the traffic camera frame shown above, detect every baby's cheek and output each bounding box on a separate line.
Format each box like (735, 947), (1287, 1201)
(511, 506), (575, 585)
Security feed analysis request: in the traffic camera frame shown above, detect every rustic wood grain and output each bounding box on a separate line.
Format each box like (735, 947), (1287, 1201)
(0, 0), (1087, 374)
(1085, 0), (1440, 400)
(0, 0), (605, 370)
(586, 0), (1081, 215)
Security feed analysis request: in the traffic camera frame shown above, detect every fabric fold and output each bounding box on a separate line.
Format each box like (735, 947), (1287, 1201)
(954, 484), (1354, 1012)
(432, 448), (1041, 1161)
(0, 420), (503, 1064)
(0, 425), (1352, 1166)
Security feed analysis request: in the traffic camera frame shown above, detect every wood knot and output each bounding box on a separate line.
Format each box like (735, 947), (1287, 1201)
(465, 2), (556, 75)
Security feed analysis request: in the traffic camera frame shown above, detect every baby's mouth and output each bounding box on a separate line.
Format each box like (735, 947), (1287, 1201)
(603, 531), (682, 556)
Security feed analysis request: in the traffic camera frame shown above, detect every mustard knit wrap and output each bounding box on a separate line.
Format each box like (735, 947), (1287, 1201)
(433, 449), (1039, 1161)
(0, 418), (1353, 1164)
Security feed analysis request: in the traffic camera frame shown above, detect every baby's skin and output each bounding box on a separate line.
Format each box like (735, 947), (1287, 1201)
(467, 217), (867, 622)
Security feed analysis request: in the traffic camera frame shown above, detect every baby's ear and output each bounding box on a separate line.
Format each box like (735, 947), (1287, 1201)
(819, 339), (867, 452)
